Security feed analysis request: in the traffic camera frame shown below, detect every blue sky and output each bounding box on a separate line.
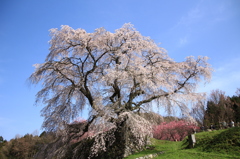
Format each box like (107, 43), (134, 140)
(0, 0), (239, 141)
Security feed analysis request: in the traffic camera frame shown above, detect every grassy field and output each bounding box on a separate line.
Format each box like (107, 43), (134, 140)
(125, 127), (240, 159)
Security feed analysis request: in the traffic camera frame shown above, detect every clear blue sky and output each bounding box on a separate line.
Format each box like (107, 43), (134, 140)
(0, 0), (239, 141)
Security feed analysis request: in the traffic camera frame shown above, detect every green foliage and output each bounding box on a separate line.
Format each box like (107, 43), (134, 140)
(231, 96), (240, 103)
(204, 101), (231, 128)
(0, 136), (7, 148)
(231, 96), (240, 123)
(204, 90), (240, 127)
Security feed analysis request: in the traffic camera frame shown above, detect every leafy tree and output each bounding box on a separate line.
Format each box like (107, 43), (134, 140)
(29, 23), (212, 158)
(230, 89), (240, 123)
(204, 89), (230, 128)
(0, 133), (56, 159)
(0, 136), (7, 149)
(203, 89), (240, 128)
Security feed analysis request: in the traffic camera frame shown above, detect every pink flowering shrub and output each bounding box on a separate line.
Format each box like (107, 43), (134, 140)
(153, 120), (199, 141)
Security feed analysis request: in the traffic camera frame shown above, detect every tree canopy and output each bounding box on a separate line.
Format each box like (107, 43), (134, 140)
(29, 23), (212, 158)
(30, 23), (212, 129)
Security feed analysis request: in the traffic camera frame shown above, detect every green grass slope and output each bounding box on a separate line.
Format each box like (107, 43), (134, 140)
(125, 127), (240, 159)
(191, 127), (240, 155)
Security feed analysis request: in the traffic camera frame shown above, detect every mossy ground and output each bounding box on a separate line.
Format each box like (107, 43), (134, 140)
(125, 127), (240, 159)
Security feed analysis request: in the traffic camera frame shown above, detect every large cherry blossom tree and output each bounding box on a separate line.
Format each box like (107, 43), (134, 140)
(30, 23), (212, 158)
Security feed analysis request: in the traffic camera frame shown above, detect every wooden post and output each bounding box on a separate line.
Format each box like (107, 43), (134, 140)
(188, 134), (196, 148)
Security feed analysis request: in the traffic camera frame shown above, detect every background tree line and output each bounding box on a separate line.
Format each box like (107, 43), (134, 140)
(0, 132), (56, 159)
(191, 88), (240, 129)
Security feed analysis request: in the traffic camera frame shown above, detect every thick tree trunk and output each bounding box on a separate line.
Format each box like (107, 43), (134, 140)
(34, 114), (151, 159)
(71, 118), (148, 159)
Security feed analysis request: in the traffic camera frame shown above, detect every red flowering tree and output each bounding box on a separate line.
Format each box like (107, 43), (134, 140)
(153, 120), (199, 141)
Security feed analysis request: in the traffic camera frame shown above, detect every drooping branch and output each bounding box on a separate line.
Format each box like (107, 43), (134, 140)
(132, 60), (207, 110)
(29, 23), (212, 135)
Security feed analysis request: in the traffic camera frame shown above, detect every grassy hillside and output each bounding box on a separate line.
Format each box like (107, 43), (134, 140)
(125, 127), (240, 159)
